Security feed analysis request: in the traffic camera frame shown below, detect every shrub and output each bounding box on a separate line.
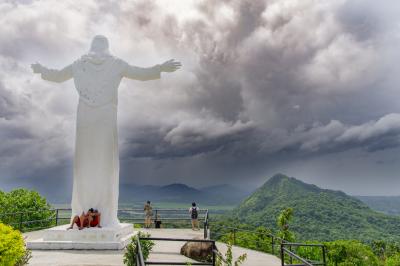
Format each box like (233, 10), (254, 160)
(296, 242), (326, 263)
(296, 240), (382, 266)
(325, 240), (379, 266)
(123, 232), (155, 266)
(0, 223), (30, 266)
(215, 241), (247, 266)
(220, 226), (274, 254)
(386, 252), (400, 266)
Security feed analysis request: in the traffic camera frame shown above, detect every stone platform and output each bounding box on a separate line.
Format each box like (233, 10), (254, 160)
(26, 223), (135, 250)
(24, 228), (281, 265)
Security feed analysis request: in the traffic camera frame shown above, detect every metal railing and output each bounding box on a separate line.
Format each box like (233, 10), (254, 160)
(136, 236), (146, 266)
(210, 225), (326, 266)
(280, 243), (326, 266)
(210, 226), (281, 255)
(1, 208), (326, 265)
(136, 236), (218, 266)
(0, 208), (64, 231)
(0, 208), (210, 234)
(203, 210), (209, 239)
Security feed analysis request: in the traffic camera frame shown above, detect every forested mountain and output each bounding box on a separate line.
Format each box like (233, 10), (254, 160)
(119, 183), (249, 205)
(356, 196), (400, 216)
(233, 174), (400, 242)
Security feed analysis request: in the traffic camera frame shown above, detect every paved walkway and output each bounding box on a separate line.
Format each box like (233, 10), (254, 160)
(24, 228), (281, 266)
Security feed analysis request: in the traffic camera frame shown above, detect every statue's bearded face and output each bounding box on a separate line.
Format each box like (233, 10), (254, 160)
(90, 35), (109, 54)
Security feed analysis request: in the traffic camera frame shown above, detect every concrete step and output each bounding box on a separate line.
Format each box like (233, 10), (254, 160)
(26, 224), (135, 250)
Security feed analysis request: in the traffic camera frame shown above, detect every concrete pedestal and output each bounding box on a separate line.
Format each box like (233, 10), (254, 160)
(27, 223), (135, 250)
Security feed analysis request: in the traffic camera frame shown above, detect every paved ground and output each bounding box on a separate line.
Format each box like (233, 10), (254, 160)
(24, 228), (281, 266)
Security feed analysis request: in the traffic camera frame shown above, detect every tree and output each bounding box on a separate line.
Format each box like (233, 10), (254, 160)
(0, 189), (53, 231)
(325, 240), (379, 266)
(277, 208), (295, 242)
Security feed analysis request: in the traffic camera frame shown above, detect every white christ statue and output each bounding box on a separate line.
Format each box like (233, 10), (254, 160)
(32, 35), (181, 227)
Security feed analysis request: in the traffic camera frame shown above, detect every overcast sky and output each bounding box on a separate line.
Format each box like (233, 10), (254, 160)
(1, 0), (400, 199)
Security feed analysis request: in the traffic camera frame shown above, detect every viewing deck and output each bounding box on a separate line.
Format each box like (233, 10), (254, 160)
(24, 228), (281, 266)
(12, 208), (323, 265)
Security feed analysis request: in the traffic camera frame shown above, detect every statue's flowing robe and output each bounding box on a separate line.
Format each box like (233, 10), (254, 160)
(41, 56), (161, 227)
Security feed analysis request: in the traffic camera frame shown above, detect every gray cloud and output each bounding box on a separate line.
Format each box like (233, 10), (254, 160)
(1, 0), (400, 197)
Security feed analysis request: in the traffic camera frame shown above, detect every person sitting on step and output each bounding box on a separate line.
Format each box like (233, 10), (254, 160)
(89, 209), (102, 228)
(67, 208), (102, 230)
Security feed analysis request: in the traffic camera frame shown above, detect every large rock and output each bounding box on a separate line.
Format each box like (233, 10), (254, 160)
(180, 238), (215, 262)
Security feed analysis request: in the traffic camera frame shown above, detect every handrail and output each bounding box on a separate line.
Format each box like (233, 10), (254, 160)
(141, 237), (214, 243)
(136, 237), (146, 266)
(0, 208), (210, 233)
(209, 224), (326, 266)
(203, 210), (209, 239)
(280, 242), (326, 266)
(213, 249), (228, 265)
(0, 209), (56, 216)
(281, 243), (325, 247)
(210, 225), (282, 254)
(145, 263), (213, 265)
(0, 208), (208, 216)
(281, 247), (313, 266)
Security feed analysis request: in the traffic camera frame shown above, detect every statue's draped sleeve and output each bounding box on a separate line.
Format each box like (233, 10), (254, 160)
(121, 60), (161, 81)
(41, 65), (73, 83)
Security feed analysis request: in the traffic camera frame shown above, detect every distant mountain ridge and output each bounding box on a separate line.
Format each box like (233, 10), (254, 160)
(233, 173), (400, 242)
(356, 196), (400, 216)
(119, 183), (250, 205)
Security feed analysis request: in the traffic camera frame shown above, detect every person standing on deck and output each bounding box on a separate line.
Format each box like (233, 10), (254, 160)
(144, 201), (153, 228)
(189, 202), (200, 231)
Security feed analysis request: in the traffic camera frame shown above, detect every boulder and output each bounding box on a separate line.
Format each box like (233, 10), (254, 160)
(180, 238), (215, 262)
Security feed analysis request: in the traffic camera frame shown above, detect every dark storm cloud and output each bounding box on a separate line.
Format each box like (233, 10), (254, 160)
(1, 0), (400, 196)
(121, 118), (255, 159)
(258, 114), (400, 154)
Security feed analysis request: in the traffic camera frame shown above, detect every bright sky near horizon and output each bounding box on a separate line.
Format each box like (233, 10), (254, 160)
(1, 0), (400, 198)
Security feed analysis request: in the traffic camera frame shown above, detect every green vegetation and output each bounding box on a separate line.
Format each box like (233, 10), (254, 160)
(277, 207), (295, 242)
(213, 213), (400, 265)
(123, 232), (155, 266)
(0, 223), (31, 266)
(295, 239), (400, 266)
(325, 240), (379, 266)
(209, 174), (400, 265)
(0, 189), (54, 231)
(357, 196), (400, 216)
(233, 174), (400, 242)
(215, 241), (247, 266)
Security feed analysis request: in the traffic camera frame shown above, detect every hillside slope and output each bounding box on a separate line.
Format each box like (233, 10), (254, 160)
(356, 196), (400, 216)
(234, 174), (400, 242)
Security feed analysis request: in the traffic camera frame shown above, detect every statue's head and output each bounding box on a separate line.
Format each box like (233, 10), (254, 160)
(89, 35), (109, 55)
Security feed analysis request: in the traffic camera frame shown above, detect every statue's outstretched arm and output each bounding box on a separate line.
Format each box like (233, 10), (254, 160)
(122, 59), (181, 81)
(31, 63), (73, 83)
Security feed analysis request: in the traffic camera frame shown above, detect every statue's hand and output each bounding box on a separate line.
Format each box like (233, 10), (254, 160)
(31, 63), (44, 74)
(160, 59), (181, 73)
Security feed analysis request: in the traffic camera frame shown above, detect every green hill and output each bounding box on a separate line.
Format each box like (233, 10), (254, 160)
(356, 195), (400, 216)
(233, 174), (400, 242)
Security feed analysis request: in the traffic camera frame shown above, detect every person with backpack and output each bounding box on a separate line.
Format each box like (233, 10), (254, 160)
(189, 202), (200, 231)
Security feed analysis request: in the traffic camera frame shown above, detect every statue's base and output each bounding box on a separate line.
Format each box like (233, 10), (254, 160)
(26, 223), (135, 250)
